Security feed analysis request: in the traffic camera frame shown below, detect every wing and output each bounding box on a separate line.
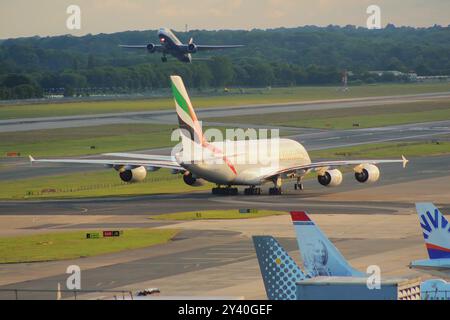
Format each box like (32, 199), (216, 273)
(29, 155), (183, 171)
(119, 45), (164, 52)
(102, 153), (176, 162)
(196, 45), (245, 51)
(263, 156), (408, 180)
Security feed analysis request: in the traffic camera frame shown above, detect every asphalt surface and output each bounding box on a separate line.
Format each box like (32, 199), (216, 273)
(1, 92), (449, 299)
(2, 119), (450, 182)
(0, 232), (421, 300)
(1, 154), (449, 216)
(1, 92), (449, 133)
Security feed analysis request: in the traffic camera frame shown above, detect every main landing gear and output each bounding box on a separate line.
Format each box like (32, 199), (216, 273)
(269, 176), (283, 195)
(244, 186), (261, 195)
(268, 187), (282, 195)
(212, 185), (238, 196)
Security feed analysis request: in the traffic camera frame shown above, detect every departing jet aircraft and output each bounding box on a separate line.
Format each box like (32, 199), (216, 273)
(30, 75), (408, 196)
(409, 203), (450, 279)
(120, 28), (244, 63)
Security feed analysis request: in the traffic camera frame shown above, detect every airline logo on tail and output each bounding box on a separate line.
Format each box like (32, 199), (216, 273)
(170, 75), (237, 175)
(416, 203), (450, 259)
(171, 75), (204, 144)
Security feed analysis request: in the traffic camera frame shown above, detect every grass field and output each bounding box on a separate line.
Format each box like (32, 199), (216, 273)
(0, 123), (178, 158)
(309, 140), (450, 159)
(150, 209), (287, 220)
(0, 124), (253, 158)
(1, 83), (448, 120)
(0, 228), (178, 263)
(207, 99), (450, 130)
(0, 169), (211, 200)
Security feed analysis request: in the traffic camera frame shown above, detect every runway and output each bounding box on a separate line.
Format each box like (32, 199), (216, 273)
(2, 119), (450, 182)
(1, 92), (449, 133)
(1, 153), (449, 216)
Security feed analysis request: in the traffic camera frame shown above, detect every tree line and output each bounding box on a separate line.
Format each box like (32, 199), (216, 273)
(0, 25), (449, 100)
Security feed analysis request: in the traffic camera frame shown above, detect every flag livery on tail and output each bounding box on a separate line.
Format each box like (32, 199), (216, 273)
(290, 211), (363, 277)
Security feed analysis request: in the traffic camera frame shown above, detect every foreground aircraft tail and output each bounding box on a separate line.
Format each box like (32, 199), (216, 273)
(290, 211), (363, 277)
(170, 75), (204, 145)
(415, 203), (450, 259)
(252, 236), (306, 300)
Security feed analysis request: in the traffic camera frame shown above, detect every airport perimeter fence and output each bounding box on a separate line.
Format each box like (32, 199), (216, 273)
(0, 288), (135, 300)
(24, 175), (183, 197)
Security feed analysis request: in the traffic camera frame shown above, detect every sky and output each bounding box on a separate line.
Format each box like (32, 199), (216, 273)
(0, 0), (449, 39)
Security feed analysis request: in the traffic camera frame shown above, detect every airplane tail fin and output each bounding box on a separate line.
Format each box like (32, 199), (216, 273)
(252, 236), (306, 300)
(170, 75), (204, 147)
(290, 211), (363, 277)
(415, 203), (450, 259)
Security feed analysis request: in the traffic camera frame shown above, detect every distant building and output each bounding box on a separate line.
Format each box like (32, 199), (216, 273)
(368, 70), (418, 81)
(417, 75), (450, 82)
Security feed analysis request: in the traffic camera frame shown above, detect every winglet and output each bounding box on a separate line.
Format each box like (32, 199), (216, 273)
(29, 155), (35, 162)
(402, 155), (409, 168)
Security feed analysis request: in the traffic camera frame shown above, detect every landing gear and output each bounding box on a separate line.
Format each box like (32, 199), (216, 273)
(269, 187), (282, 195)
(269, 176), (283, 195)
(294, 176), (304, 191)
(212, 186), (238, 196)
(244, 186), (261, 195)
(161, 55), (168, 63)
(294, 183), (304, 190)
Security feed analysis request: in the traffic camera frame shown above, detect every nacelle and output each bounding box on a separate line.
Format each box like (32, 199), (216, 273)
(187, 43), (197, 53)
(354, 164), (380, 183)
(147, 43), (156, 53)
(183, 172), (205, 187)
(318, 169), (343, 187)
(119, 166), (147, 183)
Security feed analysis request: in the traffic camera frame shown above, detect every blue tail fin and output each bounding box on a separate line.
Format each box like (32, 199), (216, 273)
(290, 211), (363, 277)
(252, 236), (306, 300)
(415, 203), (450, 259)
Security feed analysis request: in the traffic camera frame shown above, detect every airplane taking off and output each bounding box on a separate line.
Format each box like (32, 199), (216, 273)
(120, 28), (244, 63)
(410, 203), (450, 279)
(30, 75), (409, 196)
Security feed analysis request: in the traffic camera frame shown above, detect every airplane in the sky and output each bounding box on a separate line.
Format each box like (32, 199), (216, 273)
(119, 28), (244, 63)
(30, 75), (409, 196)
(409, 203), (450, 279)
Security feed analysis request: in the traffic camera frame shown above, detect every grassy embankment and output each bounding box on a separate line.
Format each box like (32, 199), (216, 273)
(1, 82), (448, 120)
(0, 228), (178, 263)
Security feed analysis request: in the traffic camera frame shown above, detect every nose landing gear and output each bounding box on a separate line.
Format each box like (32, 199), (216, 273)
(294, 176), (304, 190)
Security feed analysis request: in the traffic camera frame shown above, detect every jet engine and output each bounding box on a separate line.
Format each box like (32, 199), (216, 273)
(354, 164), (380, 183)
(147, 43), (156, 53)
(187, 43), (198, 53)
(183, 172), (205, 187)
(318, 169), (343, 187)
(119, 166), (147, 183)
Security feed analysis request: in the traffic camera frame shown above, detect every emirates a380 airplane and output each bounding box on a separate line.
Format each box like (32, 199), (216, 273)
(30, 76), (408, 195)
